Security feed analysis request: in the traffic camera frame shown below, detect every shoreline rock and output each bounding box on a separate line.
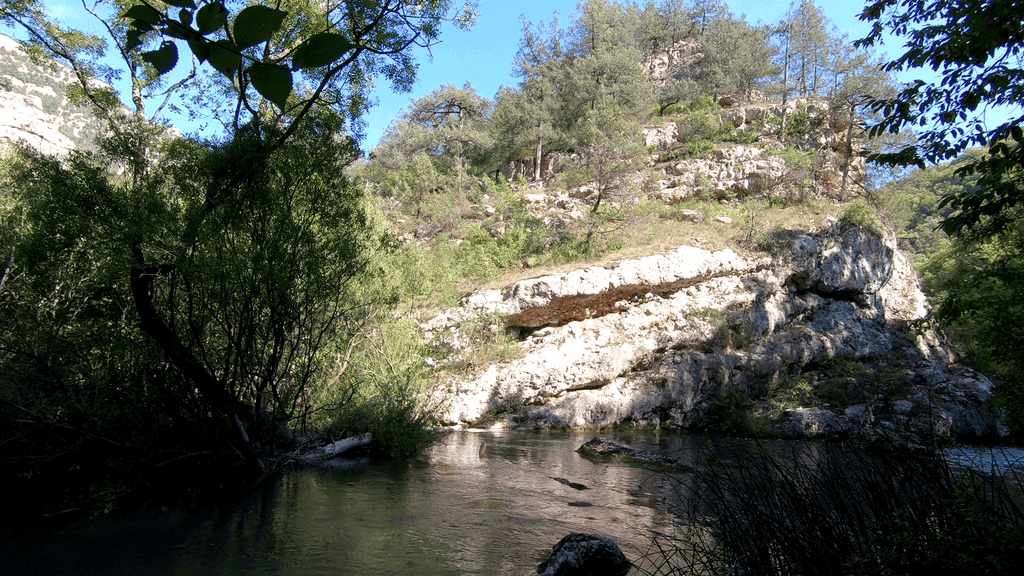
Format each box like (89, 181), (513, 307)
(576, 437), (694, 472)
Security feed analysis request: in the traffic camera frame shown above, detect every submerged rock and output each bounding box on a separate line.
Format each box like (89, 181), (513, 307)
(551, 477), (589, 490)
(577, 437), (694, 472)
(536, 533), (630, 576)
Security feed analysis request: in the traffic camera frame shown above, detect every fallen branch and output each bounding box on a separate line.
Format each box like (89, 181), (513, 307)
(305, 433), (373, 461)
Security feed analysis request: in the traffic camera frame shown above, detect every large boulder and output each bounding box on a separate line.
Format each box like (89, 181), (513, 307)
(536, 533), (630, 576)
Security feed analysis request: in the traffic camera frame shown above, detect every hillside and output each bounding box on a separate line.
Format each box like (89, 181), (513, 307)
(355, 6), (1004, 441)
(404, 97), (1003, 442)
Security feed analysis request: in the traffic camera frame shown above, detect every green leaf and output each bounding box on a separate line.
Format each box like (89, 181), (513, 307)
(142, 42), (178, 75)
(125, 29), (146, 53)
(248, 62), (292, 110)
(291, 33), (352, 70)
(233, 6), (288, 49)
(122, 5), (161, 25)
(178, 8), (193, 27)
(207, 40), (240, 78)
(196, 1), (228, 34)
(165, 21), (191, 40)
(187, 36), (210, 63)
(163, 0), (196, 7)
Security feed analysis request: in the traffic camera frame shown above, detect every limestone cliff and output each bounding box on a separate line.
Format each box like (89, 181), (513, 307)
(424, 221), (1003, 443)
(0, 34), (108, 155)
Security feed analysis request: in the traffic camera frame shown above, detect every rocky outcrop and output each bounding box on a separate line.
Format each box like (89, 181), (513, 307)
(653, 144), (789, 200)
(643, 98), (867, 201)
(0, 34), (108, 155)
(642, 39), (703, 85)
(425, 222), (1003, 443)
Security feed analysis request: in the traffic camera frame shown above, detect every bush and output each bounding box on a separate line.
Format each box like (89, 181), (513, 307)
(840, 198), (883, 236)
(701, 389), (767, 437)
(318, 319), (440, 457)
(785, 107), (812, 137)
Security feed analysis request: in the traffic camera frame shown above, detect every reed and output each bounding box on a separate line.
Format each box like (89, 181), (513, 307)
(634, 441), (1024, 575)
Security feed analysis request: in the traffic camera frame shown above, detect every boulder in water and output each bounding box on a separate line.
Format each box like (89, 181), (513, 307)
(536, 533), (630, 576)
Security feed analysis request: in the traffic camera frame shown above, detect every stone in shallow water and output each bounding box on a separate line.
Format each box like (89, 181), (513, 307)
(551, 477), (588, 490)
(537, 533), (630, 576)
(576, 437), (695, 472)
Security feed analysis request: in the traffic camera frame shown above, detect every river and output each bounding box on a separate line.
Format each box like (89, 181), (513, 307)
(3, 430), (710, 575)
(5, 430), (1023, 575)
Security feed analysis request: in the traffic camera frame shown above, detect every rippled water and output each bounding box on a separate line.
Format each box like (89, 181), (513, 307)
(4, 430), (709, 576)
(13, 432), (1021, 575)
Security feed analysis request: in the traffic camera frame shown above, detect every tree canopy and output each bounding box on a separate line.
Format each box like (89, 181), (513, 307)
(0, 0), (476, 485)
(856, 0), (1024, 236)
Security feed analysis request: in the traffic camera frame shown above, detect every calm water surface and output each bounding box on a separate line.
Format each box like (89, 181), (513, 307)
(5, 430), (713, 576)
(8, 431), (1024, 575)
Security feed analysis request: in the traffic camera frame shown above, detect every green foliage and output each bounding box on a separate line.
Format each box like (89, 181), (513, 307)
(921, 222), (1024, 440)
(785, 107), (812, 137)
(722, 127), (760, 144)
(857, 0), (1024, 237)
(319, 319), (440, 457)
(702, 389), (768, 436)
(840, 198), (883, 236)
(117, 0), (472, 118)
(0, 146), (207, 488)
(430, 310), (522, 376)
(777, 355), (910, 410)
(874, 150), (989, 263)
(771, 146), (814, 171)
(753, 225), (792, 255)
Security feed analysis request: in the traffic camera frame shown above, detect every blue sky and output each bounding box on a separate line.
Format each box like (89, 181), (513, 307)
(16, 1), (898, 152)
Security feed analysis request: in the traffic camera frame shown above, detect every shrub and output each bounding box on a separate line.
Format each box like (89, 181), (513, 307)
(840, 198), (883, 236)
(785, 107), (812, 137)
(701, 389), (768, 437)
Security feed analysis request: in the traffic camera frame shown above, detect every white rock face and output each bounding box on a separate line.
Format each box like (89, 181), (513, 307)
(426, 223), (1001, 440)
(641, 97), (868, 201)
(0, 34), (108, 156)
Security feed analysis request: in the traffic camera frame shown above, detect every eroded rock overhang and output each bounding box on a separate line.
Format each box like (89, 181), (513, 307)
(425, 223), (945, 432)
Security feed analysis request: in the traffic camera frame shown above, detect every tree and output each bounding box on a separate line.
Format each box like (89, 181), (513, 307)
(785, 0), (829, 96)
(0, 0), (474, 472)
(386, 83), (492, 183)
(697, 15), (777, 99)
(825, 43), (897, 199)
(509, 12), (570, 182)
(559, 31), (654, 214)
(857, 0), (1024, 237)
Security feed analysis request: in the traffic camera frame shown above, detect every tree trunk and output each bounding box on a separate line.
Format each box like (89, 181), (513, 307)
(130, 251), (265, 471)
(780, 30), (791, 139)
(534, 131), (543, 182)
(840, 101), (855, 201)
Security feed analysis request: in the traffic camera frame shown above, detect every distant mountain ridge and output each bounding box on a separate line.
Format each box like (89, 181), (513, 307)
(0, 33), (108, 155)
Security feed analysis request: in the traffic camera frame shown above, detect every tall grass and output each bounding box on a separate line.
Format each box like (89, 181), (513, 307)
(634, 442), (1024, 575)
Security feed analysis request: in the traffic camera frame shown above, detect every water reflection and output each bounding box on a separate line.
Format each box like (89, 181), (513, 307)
(12, 432), (1013, 575)
(5, 431), (698, 575)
